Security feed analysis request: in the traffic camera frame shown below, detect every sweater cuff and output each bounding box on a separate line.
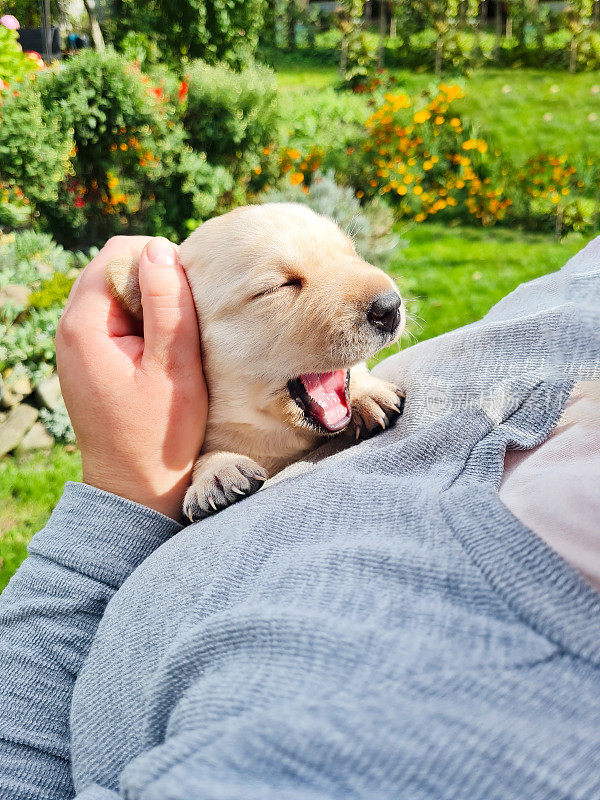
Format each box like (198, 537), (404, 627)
(27, 482), (183, 589)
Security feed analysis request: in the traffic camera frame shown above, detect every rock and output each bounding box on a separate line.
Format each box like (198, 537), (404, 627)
(0, 284), (30, 308)
(0, 404), (39, 457)
(15, 421), (54, 454)
(35, 373), (63, 411)
(0, 370), (33, 408)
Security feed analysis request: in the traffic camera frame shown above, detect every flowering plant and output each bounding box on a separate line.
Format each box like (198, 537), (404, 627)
(353, 84), (512, 225)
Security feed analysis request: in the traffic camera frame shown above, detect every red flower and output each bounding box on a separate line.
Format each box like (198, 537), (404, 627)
(178, 79), (189, 103)
(152, 86), (163, 99)
(75, 197), (85, 208)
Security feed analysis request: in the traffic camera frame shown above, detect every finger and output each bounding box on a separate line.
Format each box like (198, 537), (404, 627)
(138, 237), (201, 372)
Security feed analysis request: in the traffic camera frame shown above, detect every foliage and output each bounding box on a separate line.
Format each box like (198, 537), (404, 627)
(34, 49), (232, 244)
(28, 272), (76, 309)
(263, 169), (400, 265)
(0, 79), (72, 213)
(0, 231), (81, 384)
(39, 406), (76, 444)
(183, 59), (278, 188)
(112, 0), (266, 69)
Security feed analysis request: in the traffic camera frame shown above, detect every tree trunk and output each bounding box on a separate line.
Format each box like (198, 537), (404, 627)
(594, 0), (600, 28)
(434, 34), (443, 75)
(569, 36), (577, 72)
(82, 0), (105, 51)
(390, 15), (396, 37)
(340, 37), (348, 74)
(493, 0), (502, 60)
(288, 0), (297, 50)
(458, 0), (468, 28)
(377, 0), (386, 68)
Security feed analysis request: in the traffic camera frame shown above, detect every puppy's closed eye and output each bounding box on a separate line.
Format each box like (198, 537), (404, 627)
(253, 278), (303, 299)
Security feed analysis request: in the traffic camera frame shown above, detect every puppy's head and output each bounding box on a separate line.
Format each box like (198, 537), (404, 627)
(180, 203), (404, 436)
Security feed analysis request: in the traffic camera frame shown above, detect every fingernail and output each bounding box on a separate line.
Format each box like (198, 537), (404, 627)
(147, 237), (176, 265)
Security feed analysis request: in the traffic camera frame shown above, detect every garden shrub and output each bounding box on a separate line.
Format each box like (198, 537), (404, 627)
(35, 49), (232, 245)
(0, 79), (72, 214)
(264, 170), (401, 265)
(183, 59), (278, 188)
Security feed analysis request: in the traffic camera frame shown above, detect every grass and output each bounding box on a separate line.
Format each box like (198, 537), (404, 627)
(0, 447), (81, 592)
(371, 223), (591, 364)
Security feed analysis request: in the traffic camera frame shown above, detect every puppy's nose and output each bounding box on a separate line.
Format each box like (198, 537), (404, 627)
(367, 291), (402, 334)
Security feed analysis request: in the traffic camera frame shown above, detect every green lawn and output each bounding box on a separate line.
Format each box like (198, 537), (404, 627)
(0, 222), (591, 592)
(0, 447), (82, 592)
(275, 59), (600, 163)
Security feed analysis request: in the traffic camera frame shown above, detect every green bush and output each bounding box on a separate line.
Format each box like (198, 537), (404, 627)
(35, 48), (232, 245)
(183, 59), (278, 186)
(0, 80), (73, 210)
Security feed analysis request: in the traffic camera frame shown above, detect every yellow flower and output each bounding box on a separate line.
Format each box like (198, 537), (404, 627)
(413, 185), (423, 195)
(435, 116), (444, 125)
(414, 212), (426, 222)
(450, 117), (461, 127)
(477, 141), (488, 154)
(397, 185), (407, 195)
(423, 160), (433, 170)
(356, 190), (364, 199)
(290, 172), (304, 186)
(413, 109), (431, 124)
(462, 140), (477, 151)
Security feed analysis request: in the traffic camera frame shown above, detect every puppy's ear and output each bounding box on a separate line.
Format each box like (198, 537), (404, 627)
(105, 255), (143, 322)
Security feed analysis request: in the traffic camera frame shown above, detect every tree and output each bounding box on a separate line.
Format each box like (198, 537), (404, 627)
(114, 0), (267, 68)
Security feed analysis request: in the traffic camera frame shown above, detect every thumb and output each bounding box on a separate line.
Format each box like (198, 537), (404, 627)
(138, 237), (200, 371)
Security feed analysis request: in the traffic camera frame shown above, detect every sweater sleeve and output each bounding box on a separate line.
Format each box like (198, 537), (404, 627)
(0, 481), (182, 800)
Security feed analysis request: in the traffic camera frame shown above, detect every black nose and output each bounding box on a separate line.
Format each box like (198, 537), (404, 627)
(367, 291), (402, 334)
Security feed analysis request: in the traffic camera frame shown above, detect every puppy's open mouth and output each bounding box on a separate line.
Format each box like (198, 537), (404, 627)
(288, 370), (351, 434)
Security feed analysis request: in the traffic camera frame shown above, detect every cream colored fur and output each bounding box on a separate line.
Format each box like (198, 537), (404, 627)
(106, 203), (405, 520)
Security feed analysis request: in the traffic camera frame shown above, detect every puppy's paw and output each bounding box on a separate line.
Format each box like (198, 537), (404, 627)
(183, 453), (268, 522)
(349, 376), (405, 440)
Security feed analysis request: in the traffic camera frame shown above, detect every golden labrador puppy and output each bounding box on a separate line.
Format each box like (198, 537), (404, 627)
(107, 203), (405, 521)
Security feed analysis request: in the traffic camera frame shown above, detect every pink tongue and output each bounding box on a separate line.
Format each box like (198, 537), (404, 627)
(299, 370), (349, 429)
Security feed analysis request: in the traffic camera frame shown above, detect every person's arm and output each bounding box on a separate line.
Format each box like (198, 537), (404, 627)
(0, 236), (208, 800)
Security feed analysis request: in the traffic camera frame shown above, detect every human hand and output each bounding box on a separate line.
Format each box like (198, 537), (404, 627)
(56, 236), (208, 521)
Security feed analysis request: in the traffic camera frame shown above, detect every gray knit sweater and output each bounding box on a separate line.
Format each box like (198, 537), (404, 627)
(1, 238), (600, 800)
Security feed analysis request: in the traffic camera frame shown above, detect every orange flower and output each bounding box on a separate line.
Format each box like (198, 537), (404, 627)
(413, 109), (431, 124)
(290, 172), (304, 186)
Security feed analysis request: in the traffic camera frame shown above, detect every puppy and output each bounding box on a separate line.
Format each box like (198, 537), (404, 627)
(106, 203), (405, 521)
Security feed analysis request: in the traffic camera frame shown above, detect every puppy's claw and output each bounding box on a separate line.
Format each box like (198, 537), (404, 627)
(183, 454), (268, 523)
(349, 376), (404, 441)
